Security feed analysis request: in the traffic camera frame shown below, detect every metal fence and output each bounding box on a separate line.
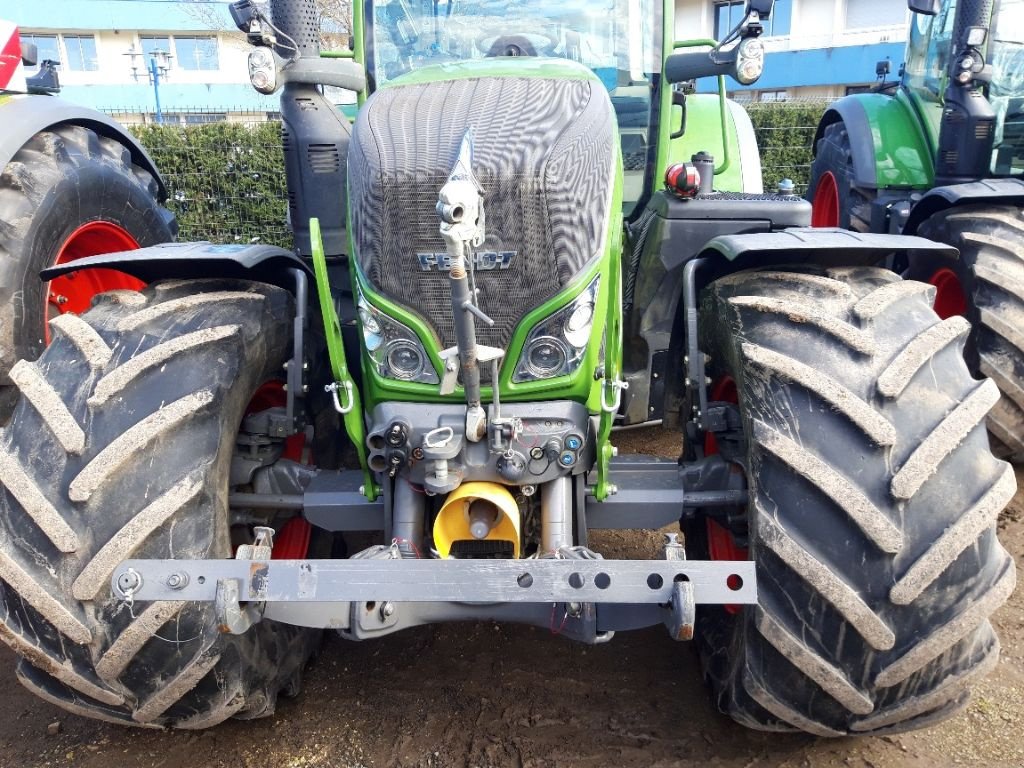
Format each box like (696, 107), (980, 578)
(746, 98), (832, 195)
(110, 102), (828, 247)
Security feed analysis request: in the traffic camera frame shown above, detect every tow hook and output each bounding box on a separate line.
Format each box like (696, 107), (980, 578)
(662, 533), (696, 641)
(217, 526), (275, 635)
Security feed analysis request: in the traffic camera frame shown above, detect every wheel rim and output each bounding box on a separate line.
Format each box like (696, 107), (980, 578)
(928, 267), (968, 319)
(703, 375), (738, 456)
(702, 375), (748, 613)
(811, 171), (840, 228)
(245, 380), (314, 559)
(46, 221), (145, 341)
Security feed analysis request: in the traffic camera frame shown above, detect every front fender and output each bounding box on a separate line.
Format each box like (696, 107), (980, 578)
(0, 95), (168, 200)
(40, 242), (313, 292)
(814, 93), (933, 191)
(903, 178), (1024, 234)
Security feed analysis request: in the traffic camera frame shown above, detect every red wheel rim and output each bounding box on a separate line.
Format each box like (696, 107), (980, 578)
(704, 375), (738, 456)
(46, 221), (145, 342)
(245, 381), (314, 559)
(247, 381), (310, 464)
(928, 267), (968, 319)
(703, 375), (748, 613)
(811, 171), (840, 228)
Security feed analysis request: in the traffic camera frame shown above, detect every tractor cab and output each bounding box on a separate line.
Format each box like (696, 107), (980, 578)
(364, 0), (664, 213)
(904, 0), (1024, 174)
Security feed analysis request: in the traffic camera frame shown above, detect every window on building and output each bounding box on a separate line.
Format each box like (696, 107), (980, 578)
(714, 0), (791, 39)
(759, 89), (788, 102)
(714, 1), (745, 39)
(767, 0), (792, 37)
(63, 35), (98, 71)
(846, 0), (907, 30)
(184, 112), (226, 124)
(140, 35), (172, 60)
(175, 36), (219, 71)
(20, 33), (60, 67)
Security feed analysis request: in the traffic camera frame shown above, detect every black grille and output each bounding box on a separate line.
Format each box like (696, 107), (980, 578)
(307, 144), (341, 174)
(348, 75), (616, 351)
(693, 192), (806, 202)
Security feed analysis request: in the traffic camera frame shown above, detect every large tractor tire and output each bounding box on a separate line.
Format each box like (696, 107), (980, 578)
(913, 205), (1024, 462)
(688, 267), (1016, 735)
(806, 121), (875, 230)
(0, 124), (176, 420)
(0, 279), (318, 728)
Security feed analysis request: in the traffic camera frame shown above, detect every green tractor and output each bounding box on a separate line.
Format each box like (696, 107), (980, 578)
(0, 22), (176, 420)
(808, 0), (1024, 461)
(0, 0), (1014, 738)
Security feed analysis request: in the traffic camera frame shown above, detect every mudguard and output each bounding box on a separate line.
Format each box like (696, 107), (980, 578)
(661, 228), (958, 429)
(40, 242), (313, 291)
(0, 94), (168, 199)
(696, 228), (956, 265)
(814, 93), (933, 191)
(903, 178), (1024, 235)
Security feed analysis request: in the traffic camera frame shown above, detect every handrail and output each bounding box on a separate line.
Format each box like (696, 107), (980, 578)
(671, 39), (731, 176)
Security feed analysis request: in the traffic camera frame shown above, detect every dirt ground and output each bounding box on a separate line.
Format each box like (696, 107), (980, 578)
(0, 428), (1021, 768)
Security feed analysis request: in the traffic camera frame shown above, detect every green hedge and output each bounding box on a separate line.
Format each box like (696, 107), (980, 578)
(746, 101), (825, 194)
(130, 122), (293, 248)
(128, 102), (826, 245)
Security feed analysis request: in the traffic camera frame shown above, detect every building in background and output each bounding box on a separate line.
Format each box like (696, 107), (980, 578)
(676, 0), (909, 101)
(8, 0), (280, 123)
(9, 0), (911, 117)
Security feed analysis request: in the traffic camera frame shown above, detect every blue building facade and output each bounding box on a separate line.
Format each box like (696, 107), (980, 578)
(677, 0), (911, 101)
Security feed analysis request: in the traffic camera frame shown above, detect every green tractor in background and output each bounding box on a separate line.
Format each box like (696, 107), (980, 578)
(0, 22), (176, 420)
(0, 0), (1014, 738)
(808, 0), (1024, 460)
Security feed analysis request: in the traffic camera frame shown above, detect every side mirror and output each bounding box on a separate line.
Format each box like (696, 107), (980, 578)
(747, 0), (774, 17)
(21, 42), (38, 67)
(908, 0), (940, 15)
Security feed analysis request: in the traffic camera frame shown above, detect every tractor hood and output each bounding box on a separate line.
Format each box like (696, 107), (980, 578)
(348, 59), (617, 355)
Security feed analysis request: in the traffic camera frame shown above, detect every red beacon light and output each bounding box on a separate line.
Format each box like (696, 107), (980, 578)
(665, 162), (701, 198)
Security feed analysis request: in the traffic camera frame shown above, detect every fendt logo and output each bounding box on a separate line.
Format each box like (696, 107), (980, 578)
(417, 251), (516, 272)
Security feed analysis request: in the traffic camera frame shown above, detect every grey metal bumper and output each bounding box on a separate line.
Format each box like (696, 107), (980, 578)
(112, 557), (756, 605)
(110, 557), (756, 642)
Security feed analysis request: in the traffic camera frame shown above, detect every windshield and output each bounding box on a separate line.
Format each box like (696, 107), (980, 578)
(364, 0), (664, 213)
(990, 0), (1024, 172)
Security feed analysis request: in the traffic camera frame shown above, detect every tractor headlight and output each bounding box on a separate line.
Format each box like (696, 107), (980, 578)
(734, 38), (764, 86)
(385, 339), (427, 380)
(358, 292), (439, 384)
(248, 48), (278, 94)
(513, 275), (600, 383)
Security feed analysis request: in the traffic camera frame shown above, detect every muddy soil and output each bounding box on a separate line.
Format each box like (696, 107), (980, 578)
(0, 428), (1020, 768)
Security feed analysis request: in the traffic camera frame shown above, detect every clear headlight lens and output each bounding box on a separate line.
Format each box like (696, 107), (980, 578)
(513, 275), (600, 383)
(735, 38), (764, 86)
(385, 339), (426, 380)
(358, 291), (439, 384)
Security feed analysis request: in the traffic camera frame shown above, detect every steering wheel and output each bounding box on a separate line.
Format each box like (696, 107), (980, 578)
(477, 29), (560, 57)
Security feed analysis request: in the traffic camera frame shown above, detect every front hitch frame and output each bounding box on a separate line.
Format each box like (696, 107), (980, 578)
(112, 549), (756, 643)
